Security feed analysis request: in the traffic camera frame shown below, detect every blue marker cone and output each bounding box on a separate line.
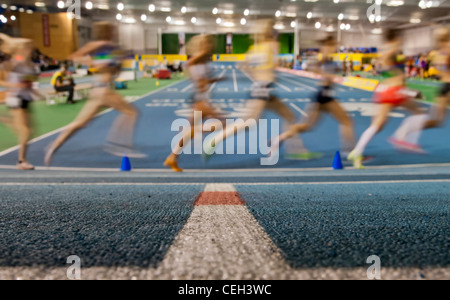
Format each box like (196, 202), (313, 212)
(120, 156), (132, 172)
(332, 151), (344, 170)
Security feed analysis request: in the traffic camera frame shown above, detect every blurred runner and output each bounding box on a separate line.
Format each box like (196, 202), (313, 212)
(389, 27), (450, 152)
(164, 34), (223, 172)
(203, 20), (298, 160)
(347, 29), (422, 169)
(0, 34), (42, 170)
(44, 22), (145, 166)
(269, 36), (355, 159)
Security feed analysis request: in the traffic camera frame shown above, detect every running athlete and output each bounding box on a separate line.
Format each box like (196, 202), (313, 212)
(347, 29), (421, 169)
(269, 36), (355, 158)
(45, 22), (144, 166)
(0, 34), (42, 170)
(389, 27), (450, 151)
(203, 20), (297, 158)
(164, 34), (223, 172)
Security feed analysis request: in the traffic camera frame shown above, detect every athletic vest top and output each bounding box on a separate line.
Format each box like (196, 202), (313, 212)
(8, 60), (38, 101)
(91, 44), (122, 71)
(247, 42), (276, 71)
(91, 44), (123, 87)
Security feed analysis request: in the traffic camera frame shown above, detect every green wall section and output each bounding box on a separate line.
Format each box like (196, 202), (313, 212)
(161, 34), (180, 54)
(232, 34), (253, 54)
(278, 33), (294, 54)
(162, 33), (295, 55)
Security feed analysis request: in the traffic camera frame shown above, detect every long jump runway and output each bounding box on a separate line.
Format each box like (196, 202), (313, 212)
(0, 70), (449, 280)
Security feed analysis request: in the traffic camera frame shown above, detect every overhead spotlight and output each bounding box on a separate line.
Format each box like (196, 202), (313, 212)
(10, 6), (17, 11)
(191, 17), (197, 24)
(166, 16), (172, 23)
(410, 18), (421, 23)
(375, 15), (381, 22)
(26, 9), (33, 14)
(19, 8), (25, 12)
(290, 21), (296, 28)
(334, 0), (339, 3)
(371, 28), (383, 34)
(345, 24), (351, 30)
(340, 23), (345, 30)
(369, 14), (375, 23)
(116, 14), (123, 21)
(375, 0), (383, 5)
(275, 10), (281, 17)
(1, 4), (7, 9)
(57, 1), (65, 9)
(35, 2), (46, 7)
(241, 18), (247, 25)
(216, 18), (222, 24)
(338, 13), (344, 20)
(315, 21), (321, 29)
(117, 3), (124, 11)
(85, 1), (93, 10)
(11, 15), (16, 21)
(141, 14), (147, 21)
(307, 12), (313, 19)
(244, 9), (250, 16)
(0, 15), (7, 24)
(149, 4), (156, 12)
(212, 7), (218, 14)
(274, 22), (285, 30)
(181, 6), (187, 14)
(160, 7), (171, 12)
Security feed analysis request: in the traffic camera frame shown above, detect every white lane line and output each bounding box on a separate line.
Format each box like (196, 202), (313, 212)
(181, 83), (193, 93)
(289, 103), (308, 117)
(278, 74), (317, 92)
(275, 82), (292, 92)
(146, 183), (292, 280)
(204, 183), (236, 192)
(232, 69), (238, 92)
(1, 179), (449, 186)
(2, 163), (450, 172)
(0, 79), (187, 159)
(208, 69), (227, 93)
(240, 69), (254, 82)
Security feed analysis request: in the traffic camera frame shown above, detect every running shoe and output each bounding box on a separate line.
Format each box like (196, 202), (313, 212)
(17, 161), (35, 171)
(103, 142), (147, 158)
(388, 137), (427, 155)
(164, 157), (183, 172)
(347, 151), (365, 169)
(285, 152), (324, 161)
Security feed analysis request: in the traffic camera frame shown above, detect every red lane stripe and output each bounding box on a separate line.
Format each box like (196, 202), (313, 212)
(194, 192), (245, 206)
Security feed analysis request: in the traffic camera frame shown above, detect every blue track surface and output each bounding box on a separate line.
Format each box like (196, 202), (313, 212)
(238, 182), (450, 268)
(1, 67), (449, 170)
(0, 184), (202, 267)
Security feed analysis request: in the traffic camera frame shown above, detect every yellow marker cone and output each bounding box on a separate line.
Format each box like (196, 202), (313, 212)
(156, 81), (160, 86)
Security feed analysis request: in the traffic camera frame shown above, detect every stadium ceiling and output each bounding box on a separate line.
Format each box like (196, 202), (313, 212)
(2, 0), (450, 30)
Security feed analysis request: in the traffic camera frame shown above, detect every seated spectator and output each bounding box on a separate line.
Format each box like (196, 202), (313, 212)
(51, 64), (75, 104)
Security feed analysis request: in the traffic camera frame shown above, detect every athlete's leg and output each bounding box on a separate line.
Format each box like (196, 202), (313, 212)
(45, 97), (102, 166)
(10, 108), (33, 169)
(348, 103), (392, 168)
(323, 100), (356, 154)
(103, 89), (139, 150)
